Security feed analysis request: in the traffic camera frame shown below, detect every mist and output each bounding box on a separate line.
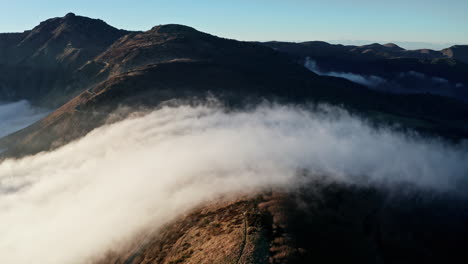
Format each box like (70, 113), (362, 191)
(304, 57), (387, 87)
(0, 103), (467, 264)
(0, 100), (50, 138)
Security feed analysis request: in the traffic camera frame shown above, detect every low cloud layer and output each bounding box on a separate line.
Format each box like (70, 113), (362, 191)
(0, 100), (49, 138)
(304, 58), (386, 87)
(0, 104), (467, 264)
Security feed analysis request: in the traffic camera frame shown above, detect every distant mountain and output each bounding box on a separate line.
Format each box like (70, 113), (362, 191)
(327, 40), (462, 50)
(265, 41), (468, 63)
(263, 41), (468, 101)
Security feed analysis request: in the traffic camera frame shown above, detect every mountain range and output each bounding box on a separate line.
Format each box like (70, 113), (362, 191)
(1, 13), (468, 264)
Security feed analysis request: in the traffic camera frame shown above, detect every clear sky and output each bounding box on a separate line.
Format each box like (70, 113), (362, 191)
(0, 0), (467, 49)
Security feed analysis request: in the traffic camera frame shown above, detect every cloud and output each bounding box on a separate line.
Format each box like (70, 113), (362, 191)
(0, 103), (467, 264)
(304, 57), (387, 87)
(0, 100), (50, 139)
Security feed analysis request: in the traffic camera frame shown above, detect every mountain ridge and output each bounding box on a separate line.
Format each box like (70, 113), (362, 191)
(1, 13), (468, 158)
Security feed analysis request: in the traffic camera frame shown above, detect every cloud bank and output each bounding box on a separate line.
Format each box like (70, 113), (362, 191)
(0, 104), (467, 264)
(0, 100), (49, 138)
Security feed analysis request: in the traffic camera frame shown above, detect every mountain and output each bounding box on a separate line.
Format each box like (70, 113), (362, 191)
(1, 14), (468, 264)
(0, 13), (130, 105)
(4, 12), (129, 66)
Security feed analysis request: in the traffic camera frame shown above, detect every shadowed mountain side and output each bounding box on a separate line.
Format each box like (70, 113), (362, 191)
(93, 186), (468, 264)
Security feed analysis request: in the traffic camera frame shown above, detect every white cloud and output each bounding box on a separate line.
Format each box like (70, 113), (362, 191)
(304, 57), (387, 87)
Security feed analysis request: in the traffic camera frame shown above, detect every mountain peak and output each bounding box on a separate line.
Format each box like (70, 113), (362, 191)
(11, 13), (130, 67)
(150, 24), (199, 34)
(383, 43), (404, 50)
(64, 12), (76, 18)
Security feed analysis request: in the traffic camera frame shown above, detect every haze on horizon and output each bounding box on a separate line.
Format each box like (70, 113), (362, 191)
(0, 0), (466, 50)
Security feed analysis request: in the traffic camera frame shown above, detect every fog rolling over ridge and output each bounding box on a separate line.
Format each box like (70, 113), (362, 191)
(0, 103), (467, 264)
(0, 100), (49, 138)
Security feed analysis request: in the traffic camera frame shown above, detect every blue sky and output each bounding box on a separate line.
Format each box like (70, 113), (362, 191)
(0, 0), (467, 49)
